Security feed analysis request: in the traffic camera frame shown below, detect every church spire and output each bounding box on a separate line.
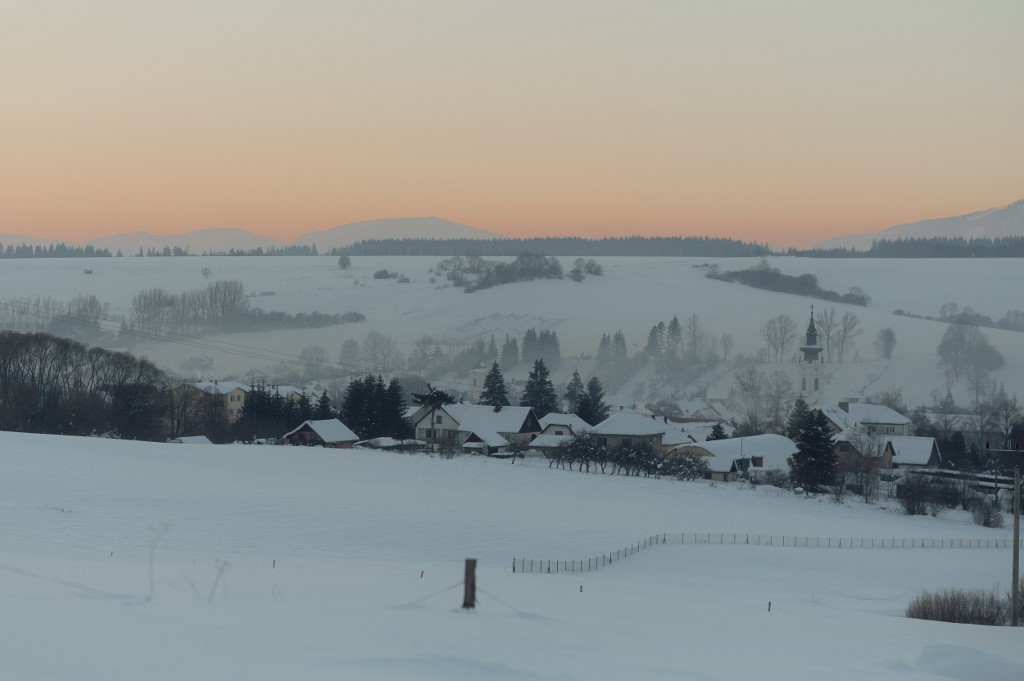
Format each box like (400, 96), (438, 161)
(805, 304), (818, 347)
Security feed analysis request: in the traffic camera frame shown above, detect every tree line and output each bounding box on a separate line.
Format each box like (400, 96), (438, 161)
(340, 236), (771, 257)
(707, 260), (871, 306)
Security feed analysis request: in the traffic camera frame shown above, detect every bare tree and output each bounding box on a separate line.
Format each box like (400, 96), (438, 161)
(731, 365), (767, 433)
(835, 311), (862, 363)
(776, 314), (797, 361)
(761, 317), (780, 361)
(763, 370), (793, 427)
(298, 344), (328, 377)
(683, 313), (702, 360)
(339, 339), (361, 369)
(874, 328), (896, 359)
(815, 307), (838, 362)
(720, 333), (733, 362)
(362, 331), (399, 372)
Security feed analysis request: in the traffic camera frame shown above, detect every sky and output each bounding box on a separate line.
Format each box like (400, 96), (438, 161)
(1, 1), (1022, 248)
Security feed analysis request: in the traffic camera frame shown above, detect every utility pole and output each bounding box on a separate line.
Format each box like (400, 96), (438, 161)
(986, 444), (1022, 626)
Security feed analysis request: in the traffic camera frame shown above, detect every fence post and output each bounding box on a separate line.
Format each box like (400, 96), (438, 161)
(462, 559), (476, 609)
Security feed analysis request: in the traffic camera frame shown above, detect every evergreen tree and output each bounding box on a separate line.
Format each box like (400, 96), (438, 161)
(645, 325), (661, 356)
(706, 423), (729, 441)
(563, 369), (585, 413)
(382, 378), (412, 439)
(521, 328), (539, 364)
(315, 391), (333, 419)
(667, 316), (682, 352)
(487, 334), (499, 363)
(479, 361), (510, 407)
(577, 376), (609, 425)
(520, 359), (558, 417)
(786, 398), (837, 491)
(500, 335), (520, 368)
(296, 391), (313, 422)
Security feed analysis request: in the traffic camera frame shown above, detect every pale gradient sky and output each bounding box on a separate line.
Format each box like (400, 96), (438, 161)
(1, 1), (1021, 248)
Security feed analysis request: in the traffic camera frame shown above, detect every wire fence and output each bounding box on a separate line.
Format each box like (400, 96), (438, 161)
(511, 532), (1011, 574)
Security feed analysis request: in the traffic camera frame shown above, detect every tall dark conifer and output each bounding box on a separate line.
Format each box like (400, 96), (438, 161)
(520, 359), (558, 417)
(479, 361), (510, 407)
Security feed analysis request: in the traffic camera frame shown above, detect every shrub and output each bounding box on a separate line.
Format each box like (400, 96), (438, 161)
(906, 588), (1008, 625)
(339, 311), (366, 323)
(761, 469), (791, 490)
(971, 496), (1004, 528)
(373, 269), (392, 279)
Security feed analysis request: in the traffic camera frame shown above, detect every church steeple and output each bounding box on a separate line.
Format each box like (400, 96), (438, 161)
(799, 305), (823, 364)
(798, 305), (824, 399)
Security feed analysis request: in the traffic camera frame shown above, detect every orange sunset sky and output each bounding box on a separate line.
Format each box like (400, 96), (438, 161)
(1, 1), (1021, 248)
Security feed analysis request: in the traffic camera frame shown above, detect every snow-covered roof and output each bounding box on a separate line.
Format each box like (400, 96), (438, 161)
(284, 418), (358, 443)
(191, 381), (250, 395)
(591, 411), (667, 437)
(816, 402), (910, 431)
(539, 413), (591, 433)
(679, 434), (798, 473)
(403, 406), (420, 420)
(457, 405), (536, 435)
(530, 433), (573, 449)
(462, 429), (509, 448)
(444, 402), (472, 424)
(173, 435), (213, 445)
(886, 436), (939, 466)
(661, 428), (694, 447)
(355, 437), (426, 449)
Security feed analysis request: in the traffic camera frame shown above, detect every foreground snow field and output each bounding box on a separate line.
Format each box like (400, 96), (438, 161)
(1, 432), (1021, 680)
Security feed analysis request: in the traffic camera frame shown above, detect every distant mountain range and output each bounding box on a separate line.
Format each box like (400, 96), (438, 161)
(0, 217), (502, 254)
(815, 198), (1024, 250)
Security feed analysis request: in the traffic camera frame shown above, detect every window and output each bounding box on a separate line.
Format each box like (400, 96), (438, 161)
(801, 377), (806, 391)
(554, 429), (564, 435)
(813, 378), (819, 391)
(622, 438), (632, 447)
(435, 415), (443, 424)
(424, 429), (434, 439)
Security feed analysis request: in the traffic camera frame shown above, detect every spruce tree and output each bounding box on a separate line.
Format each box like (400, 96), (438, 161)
(786, 398), (837, 491)
(479, 361), (510, 407)
(563, 369), (585, 413)
(315, 391), (333, 419)
(500, 335), (519, 368)
(578, 376), (609, 425)
(706, 423), (729, 441)
(520, 359), (558, 417)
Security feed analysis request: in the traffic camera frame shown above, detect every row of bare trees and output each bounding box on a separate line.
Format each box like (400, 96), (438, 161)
(0, 331), (166, 439)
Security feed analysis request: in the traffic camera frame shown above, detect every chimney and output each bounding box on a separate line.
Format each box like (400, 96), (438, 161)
(838, 401), (849, 413)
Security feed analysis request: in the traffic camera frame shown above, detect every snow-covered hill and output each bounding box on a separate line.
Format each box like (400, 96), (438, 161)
(293, 216), (502, 251)
(1, 254), (1019, 409)
(0, 432), (1018, 680)
(817, 199), (1024, 250)
(0, 217), (500, 254)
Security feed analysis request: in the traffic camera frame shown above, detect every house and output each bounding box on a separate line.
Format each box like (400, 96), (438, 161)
(409, 402), (471, 448)
(281, 418), (359, 448)
(456, 405), (542, 447)
(530, 413), (592, 451)
(460, 430), (509, 455)
(884, 436), (942, 469)
(675, 434), (798, 482)
(183, 380), (252, 424)
(590, 411), (665, 451)
(815, 401), (911, 437)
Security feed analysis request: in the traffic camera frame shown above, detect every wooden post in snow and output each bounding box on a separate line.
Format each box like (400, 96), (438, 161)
(462, 559), (476, 609)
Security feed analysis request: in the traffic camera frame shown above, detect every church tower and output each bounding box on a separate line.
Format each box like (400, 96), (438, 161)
(798, 306), (823, 400)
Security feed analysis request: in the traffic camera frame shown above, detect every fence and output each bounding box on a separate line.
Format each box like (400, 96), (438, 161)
(511, 532), (1011, 574)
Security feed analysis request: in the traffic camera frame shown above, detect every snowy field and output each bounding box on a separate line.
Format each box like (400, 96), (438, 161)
(0, 255), (1021, 407)
(1, 432), (1021, 680)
